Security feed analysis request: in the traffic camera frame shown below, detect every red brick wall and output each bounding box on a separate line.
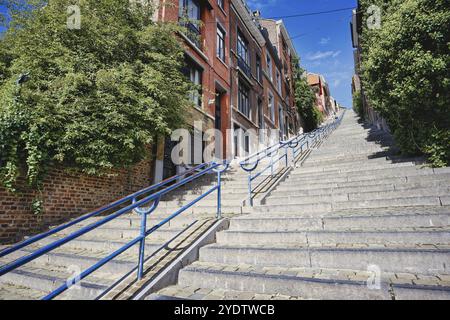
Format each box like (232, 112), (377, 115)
(0, 157), (153, 244)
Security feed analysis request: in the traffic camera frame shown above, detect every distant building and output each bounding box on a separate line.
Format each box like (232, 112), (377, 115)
(307, 73), (334, 117)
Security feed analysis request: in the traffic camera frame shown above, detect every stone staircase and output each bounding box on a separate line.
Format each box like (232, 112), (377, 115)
(0, 167), (252, 300)
(148, 110), (450, 300)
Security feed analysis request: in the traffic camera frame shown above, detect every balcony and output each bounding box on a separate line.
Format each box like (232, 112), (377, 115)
(180, 21), (202, 49)
(237, 56), (251, 78)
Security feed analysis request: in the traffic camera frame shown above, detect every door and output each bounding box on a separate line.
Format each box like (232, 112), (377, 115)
(163, 137), (177, 179)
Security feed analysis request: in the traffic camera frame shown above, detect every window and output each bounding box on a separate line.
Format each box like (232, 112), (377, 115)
(237, 31), (251, 77)
(182, 58), (203, 107)
(276, 70), (282, 93)
(266, 54), (273, 82)
(216, 25), (225, 61)
(179, 0), (201, 48)
(256, 55), (262, 83)
(238, 81), (250, 118)
(244, 135), (250, 153)
(217, 0), (224, 9)
(278, 104), (286, 140)
(258, 99), (264, 128)
(268, 92), (275, 122)
(237, 31), (249, 64)
(179, 0), (200, 22)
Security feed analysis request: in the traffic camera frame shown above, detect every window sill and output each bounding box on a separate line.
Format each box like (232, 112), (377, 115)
(264, 115), (277, 129)
(217, 5), (227, 17)
(192, 105), (215, 121)
(178, 32), (209, 62)
(237, 67), (254, 86)
(216, 56), (229, 68)
(234, 107), (258, 127)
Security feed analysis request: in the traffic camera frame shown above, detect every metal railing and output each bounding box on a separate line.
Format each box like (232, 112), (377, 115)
(0, 161), (229, 300)
(239, 111), (345, 206)
(237, 56), (252, 78)
(290, 113), (344, 161)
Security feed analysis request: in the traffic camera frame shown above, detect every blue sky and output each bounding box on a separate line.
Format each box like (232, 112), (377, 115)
(248, 0), (357, 108)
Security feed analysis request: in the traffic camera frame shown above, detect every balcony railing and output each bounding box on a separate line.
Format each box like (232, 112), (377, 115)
(237, 56), (251, 78)
(180, 21), (202, 49)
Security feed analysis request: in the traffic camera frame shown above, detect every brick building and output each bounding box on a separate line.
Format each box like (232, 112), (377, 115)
(307, 72), (333, 117)
(0, 0), (305, 243)
(152, 0), (302, 175)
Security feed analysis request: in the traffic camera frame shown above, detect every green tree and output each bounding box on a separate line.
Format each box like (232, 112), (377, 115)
(359, 0), (450, 166)
(352, 90), (364, 121)
(0, 0), (192, 190)
(292, 58), (323, 132)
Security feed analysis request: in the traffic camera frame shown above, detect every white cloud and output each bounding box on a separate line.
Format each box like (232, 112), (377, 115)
(306, 51), (339, 61)
(319, 37), (331, 45)
(327, 71), (352, 88)
(246, 0), (278, 10)
(332, 50), (342, 58)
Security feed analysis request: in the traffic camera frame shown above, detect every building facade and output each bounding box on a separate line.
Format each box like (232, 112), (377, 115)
(152, 0), (303, 182)
(307, 73), (334, 117)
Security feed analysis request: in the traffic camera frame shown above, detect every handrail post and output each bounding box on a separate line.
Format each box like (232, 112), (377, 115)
(284, 145), (288, 167)
(270, 153), (274, 176)
(247, 173), (253, 207)
(216, 169), (222, 219)
(137, 210), (147, 280)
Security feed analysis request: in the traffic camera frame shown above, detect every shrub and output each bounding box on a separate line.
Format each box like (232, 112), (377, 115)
(359, 0), (450, 166)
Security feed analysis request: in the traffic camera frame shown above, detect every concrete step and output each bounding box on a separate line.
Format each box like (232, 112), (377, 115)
(162, 192), (246, 202)
(292, 159), (416, 175)
(253, 196), (443, 214)
(0, 246), (136, 277)
(147, 284), (303, 300)
(35, 236), (165, 254)
(289, 162), (419, 179)
(198, 244), (450, 275)
(301, 153), (393, 167)
(177, 262), (450, 300)
(0, 282), (48, 300)
(229, 212), (450, 232)
(265, 187), (450, 206)
(274, 173), (450, 192)
(270, 180), (450, 197)
(303, 151), (391, 164)
(56, 225), (183, 241)
(311, 147), (388, 157)
(217, 229), (450, 246)
(286, 166), (438, 183)
(0, 264), (112, 299)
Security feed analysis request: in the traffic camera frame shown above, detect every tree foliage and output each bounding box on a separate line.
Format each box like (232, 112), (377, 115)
(292, 58), (323, 132)
(352, 90), (364, 121)
(359, 0), (450, 166)
(0, 0), (192, 190)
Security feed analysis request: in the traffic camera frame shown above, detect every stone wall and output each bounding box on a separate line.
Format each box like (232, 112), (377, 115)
(0, 157), (153, 244)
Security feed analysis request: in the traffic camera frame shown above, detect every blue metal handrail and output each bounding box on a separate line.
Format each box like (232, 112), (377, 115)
(239, 136), (297, 206)
(239, 111), (345, 206)
(0, 162), (209, 259)
(0, 161), (229, 300)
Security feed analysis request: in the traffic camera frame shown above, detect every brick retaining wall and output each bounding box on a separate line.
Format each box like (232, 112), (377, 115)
(0, 157), (153, 244)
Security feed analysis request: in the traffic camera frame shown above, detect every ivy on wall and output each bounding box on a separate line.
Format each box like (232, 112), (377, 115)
(0, 0), (194, 192)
